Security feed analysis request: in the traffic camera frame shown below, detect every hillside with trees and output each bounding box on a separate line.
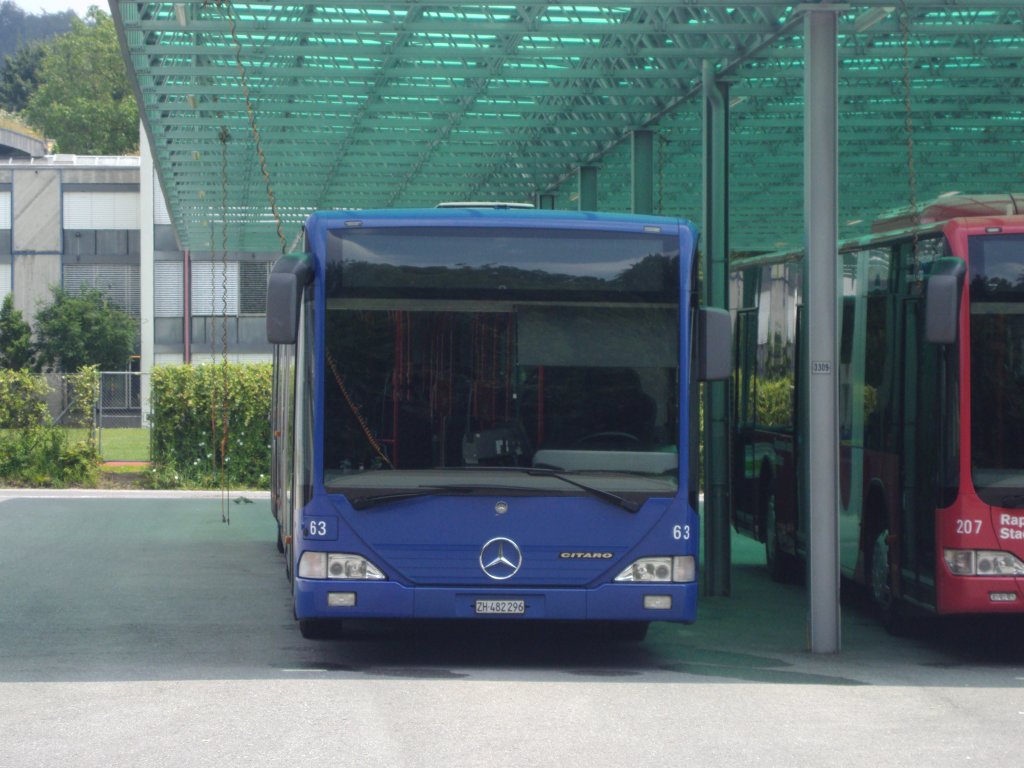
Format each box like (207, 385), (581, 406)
(0, 4), (138, 155)
(0, 1), (75, 61)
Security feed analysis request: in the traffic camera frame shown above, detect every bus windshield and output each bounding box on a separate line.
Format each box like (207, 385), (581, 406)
(968, 233), (1024, 505)
(320, 225), (681, 497)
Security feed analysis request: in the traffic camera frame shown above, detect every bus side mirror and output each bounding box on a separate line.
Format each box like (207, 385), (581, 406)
(266, 257), (313, 345)
(925, 259), (966, 345)
(697, 306), (732, 381)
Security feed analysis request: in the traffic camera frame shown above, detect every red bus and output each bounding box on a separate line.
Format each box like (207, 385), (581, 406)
(730, 193), (1024, 627)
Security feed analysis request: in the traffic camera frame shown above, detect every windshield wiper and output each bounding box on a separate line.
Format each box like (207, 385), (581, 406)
(528, 468), (641, 513)
(348, 485), (469, 510)
(477, 466), (640, 513)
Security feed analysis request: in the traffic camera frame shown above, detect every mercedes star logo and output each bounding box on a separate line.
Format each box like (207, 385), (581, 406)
(479, 537), (522, 580)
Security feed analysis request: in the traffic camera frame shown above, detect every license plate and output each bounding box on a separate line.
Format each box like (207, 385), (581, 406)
(475, 599), (525, 615)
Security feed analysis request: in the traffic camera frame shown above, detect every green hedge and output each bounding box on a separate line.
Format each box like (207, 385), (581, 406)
(150, 363), (272, 488)
(0, 369), (50, 428)
(0, 369), (101, 486)
(65, 365), (100, 429)
(0, 427), (99, 487)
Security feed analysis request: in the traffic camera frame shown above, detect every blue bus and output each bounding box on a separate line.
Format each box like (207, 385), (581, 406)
(267, 207), (729, 640)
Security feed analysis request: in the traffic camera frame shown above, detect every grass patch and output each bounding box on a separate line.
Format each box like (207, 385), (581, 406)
(63, 427), (151, 462)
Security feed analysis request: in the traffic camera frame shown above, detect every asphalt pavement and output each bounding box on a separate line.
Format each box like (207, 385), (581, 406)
(0, 489), (1022, 767)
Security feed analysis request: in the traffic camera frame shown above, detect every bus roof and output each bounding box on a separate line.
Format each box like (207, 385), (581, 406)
(304, 207), (695, 242)
(871, 193), (1024, 234)
(731, 193), (1024, 270)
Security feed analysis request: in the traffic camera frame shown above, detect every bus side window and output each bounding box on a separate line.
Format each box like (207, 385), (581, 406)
(734, 310), (758, 427)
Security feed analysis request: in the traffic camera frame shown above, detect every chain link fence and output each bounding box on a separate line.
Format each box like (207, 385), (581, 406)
(4, 371), (151, 466)
(98, 371), (143, 428)
(51, 372), (151, 462)
(96, 371), (150, 461)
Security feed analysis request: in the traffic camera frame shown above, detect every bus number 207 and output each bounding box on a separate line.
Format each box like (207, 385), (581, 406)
(955, 519), (983, 535)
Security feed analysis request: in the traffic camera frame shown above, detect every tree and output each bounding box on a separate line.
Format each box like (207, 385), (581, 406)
(0, 293), (34, 369)
(33, 287), (136, 373)
(23, 8), (137, 155)
(0, 40), (45, 112)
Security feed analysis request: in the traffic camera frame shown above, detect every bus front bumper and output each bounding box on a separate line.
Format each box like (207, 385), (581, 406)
(935, 574), (1024, 615)
(293, 579), (697, 624)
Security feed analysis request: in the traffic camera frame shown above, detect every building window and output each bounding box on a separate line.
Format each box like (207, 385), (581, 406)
(240, 260), (272, 315)
(63, 264), (140, 317)
(63, 192), (139, 230)
(154, 262), (184, 317)
(0, 261), (10, 301)
(191, 262), (239, 316)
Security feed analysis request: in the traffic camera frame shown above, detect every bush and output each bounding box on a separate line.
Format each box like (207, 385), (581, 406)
(0, 369), (50, 428)
(150, 363), (272, 488)
(0, 426), (99, 487)
(65, 364), (100, 428)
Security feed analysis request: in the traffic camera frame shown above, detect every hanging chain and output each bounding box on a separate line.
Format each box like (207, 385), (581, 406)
(210, 1), (293, 523)
(899, 3), (920, 271)
(211, 2), (397, 492)
(216, 0), (288, 255)
(218, 126), (232, 523)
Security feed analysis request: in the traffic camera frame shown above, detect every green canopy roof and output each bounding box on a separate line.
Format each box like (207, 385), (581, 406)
(113, 1), (1024, 253)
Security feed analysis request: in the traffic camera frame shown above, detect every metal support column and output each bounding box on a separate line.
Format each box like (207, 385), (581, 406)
(578, 166), (598, 211)
(701, 61), (731, 597)
(632, 130), (654, 215)
(803, 6), (841, 653)
(138, 120), (156, 422)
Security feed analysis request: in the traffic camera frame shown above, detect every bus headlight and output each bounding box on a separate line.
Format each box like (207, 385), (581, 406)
(943, 549), (1024, 576)
(298, 551), (326, 579)
(297, 552), (386, 580)
(327, 554), (385, 580)
(614, 556), (695, 583)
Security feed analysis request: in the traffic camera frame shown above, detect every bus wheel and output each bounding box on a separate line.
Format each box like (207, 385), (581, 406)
(299, 619), (341, 640)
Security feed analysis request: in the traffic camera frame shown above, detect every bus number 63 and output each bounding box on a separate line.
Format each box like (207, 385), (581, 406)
(673, 525), (691, 541)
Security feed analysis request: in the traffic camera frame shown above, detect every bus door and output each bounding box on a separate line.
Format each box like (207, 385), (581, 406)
(899, 294), (940, 606)
(838, 251), (869, 575)
(732, 307), (759, 534)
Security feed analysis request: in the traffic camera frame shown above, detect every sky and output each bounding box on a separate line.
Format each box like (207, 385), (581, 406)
(20, 1), (102, 18)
